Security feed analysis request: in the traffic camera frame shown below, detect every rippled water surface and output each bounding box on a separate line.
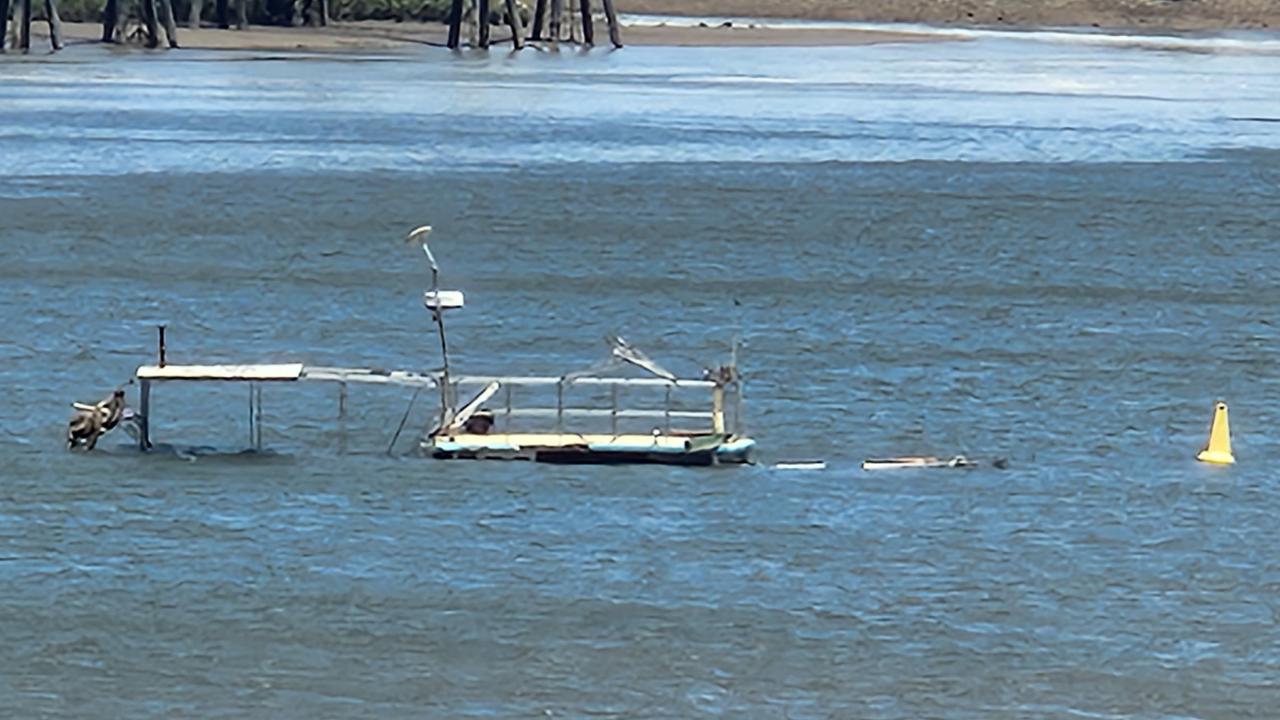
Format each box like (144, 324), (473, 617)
(3, 35), (1280, 717)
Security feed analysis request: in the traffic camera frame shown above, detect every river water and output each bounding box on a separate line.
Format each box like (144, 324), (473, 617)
(3, 31), (1280, 717)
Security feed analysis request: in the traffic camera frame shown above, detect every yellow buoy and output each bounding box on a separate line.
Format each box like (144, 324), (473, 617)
(1196, 401), (1235, 465)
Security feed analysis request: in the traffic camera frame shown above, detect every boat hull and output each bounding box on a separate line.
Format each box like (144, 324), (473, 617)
(428, 433), (756, 466)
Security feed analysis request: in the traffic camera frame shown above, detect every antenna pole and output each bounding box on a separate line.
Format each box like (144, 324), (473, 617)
(409, 226), (455, 430)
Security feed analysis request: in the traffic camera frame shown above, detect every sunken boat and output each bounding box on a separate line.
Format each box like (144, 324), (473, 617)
(128, 226), (756, 466)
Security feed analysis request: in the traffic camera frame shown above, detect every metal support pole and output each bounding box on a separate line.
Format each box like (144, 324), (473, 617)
(555, 381), (564, 432)
(138, 380), (151, 451)
(248, 383), (256, 449)
(337, 382), (348, 455)
(504, 384), (513, 428)
(610, 384), (618, 435)
(255, 385), (263, 450)
(157, 324), (167, 367)
(664, 386), (672, 432)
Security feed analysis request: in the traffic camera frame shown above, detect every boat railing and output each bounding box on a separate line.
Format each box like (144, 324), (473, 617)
(444, 373), (738, 436)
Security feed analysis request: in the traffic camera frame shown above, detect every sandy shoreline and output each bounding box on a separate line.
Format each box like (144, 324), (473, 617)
(19, 0), (1279, 55)
(26, 19), (943, 52)
(617, 1), (1280, 31)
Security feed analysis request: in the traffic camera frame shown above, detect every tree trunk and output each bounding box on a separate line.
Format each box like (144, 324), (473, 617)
(0, 0), (10, 52)
(18, 0), (30, 51)
(548, 0), (560, 42)
(188, 0), (201, 28)
(446, 0), (462, 48)
(600, 0), (619, 47)
(529, 0), (544, 39)
(234, 0), (245, 29)
(157, 0), (178, 46)
(290, 0), (303, 25)
(43, 0), (61, 50)
(477, 0), (489, 48)
(577, 0), (591, 45)
(141, 0), (159, 47)
(503, 0), (522, 48)
(216, 0), (228, 28)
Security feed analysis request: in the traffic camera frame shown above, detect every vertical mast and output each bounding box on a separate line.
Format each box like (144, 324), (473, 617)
(407, 225), (455, 430)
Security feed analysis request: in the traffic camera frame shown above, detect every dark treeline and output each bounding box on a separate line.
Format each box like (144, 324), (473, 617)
(48, 0), (456, 24)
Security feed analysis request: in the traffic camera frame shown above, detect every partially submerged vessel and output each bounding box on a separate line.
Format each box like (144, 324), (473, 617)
(127, 226), (756, 466)
(409, 226), (755, 466)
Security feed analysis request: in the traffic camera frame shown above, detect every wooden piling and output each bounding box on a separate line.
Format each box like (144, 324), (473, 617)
(446, 0), (462, 48)
(548, 0), (560, 42)
(578, 0), (592, 45)
(18, 0), (30, 51)
(140, 0), (159, 47)
(101, 0), (117, 40)
(158, 0), (178, 46)
(530, 0), (545, 39)
(0, 0), (9, 52)
(503, 0), (523, 49)
(43, 0), (62, 50)
(188, 0), (201, 28)
(467, 0), (477, 46)
(477, 0), (489, 48)
(600, 0), (620, 47)
(215, 0), (228, 28)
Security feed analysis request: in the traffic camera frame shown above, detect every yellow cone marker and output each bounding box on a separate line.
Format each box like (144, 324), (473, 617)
(1196, 401), (1235, 465)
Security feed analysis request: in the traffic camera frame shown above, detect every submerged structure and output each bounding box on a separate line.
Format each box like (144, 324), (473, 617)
(126, 225), (755, 466)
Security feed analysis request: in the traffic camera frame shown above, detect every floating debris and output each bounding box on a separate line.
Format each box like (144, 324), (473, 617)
(861, 455), (1008, 471)
(774, 461), (827, 471)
